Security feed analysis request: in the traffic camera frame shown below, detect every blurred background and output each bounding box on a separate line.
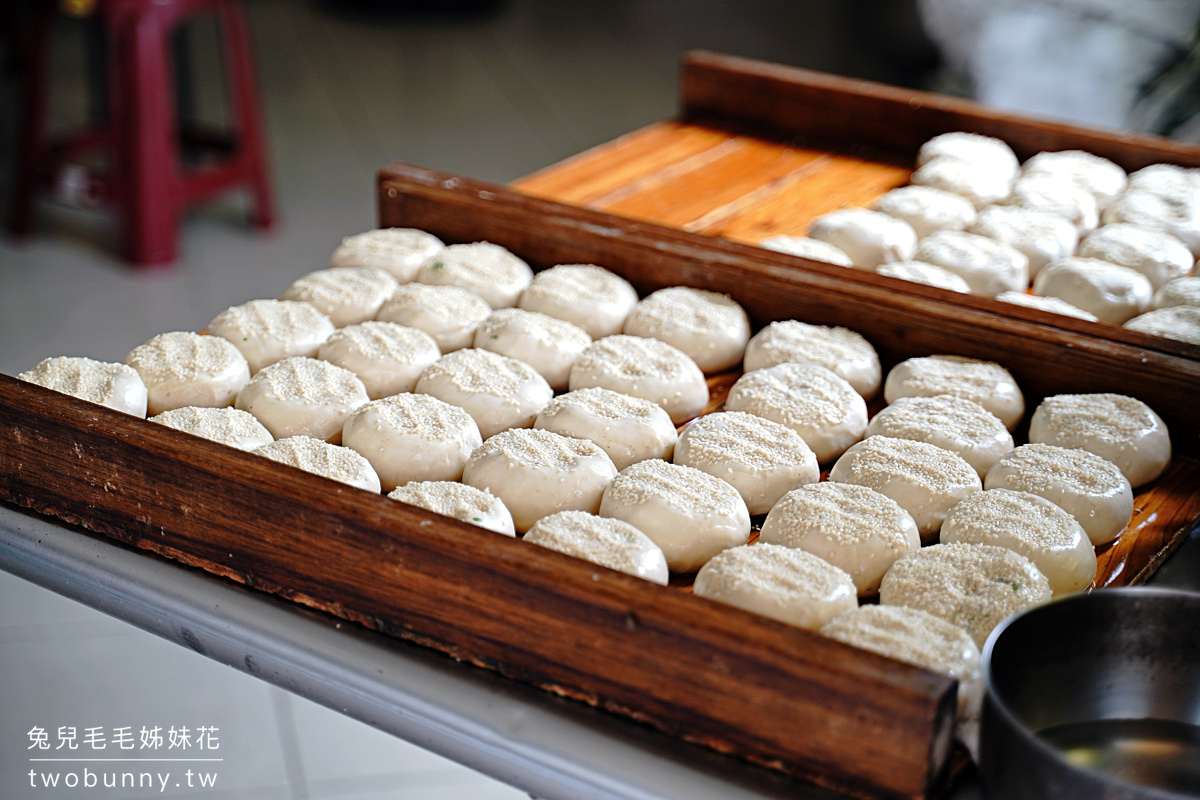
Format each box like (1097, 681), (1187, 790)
(0, 1), (1196, 797)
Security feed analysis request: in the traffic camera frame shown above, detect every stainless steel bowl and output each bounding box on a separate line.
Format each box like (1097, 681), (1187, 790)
(979, 587), (1200, 799)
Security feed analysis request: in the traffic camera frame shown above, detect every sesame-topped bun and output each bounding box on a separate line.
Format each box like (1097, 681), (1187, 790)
(415, 348), (553, 439)
(742, 319), (881, 399)
(150, 406), (273, 451)
(821, 605), (983, 757)
(280, 267), (399, 327)
(757, 235), (854, 267)
(599, 459), (750, 573)
(725, 363), (868, 464)
(254, 436), (380, 493)
(330, 227), (444, 282)
(623, 287), (751, 374)
(875, 261), (972, 293)
(416, 242), (533, 309)
(807, 208), (918, 270)
(1078, 224), (1193, 290)
(376, 283), (492, 353)
(874, 185), (978, 239)
(968, 205), (1078, 277)
(473, 308), (591, 390)
(879, 542), (1051, 647)
(124, 331), (251, 415)
(517, 264), (639, 339)
(387, 480), (514, 536)
(1029, 393), (1172, 487)
(693, 543), (857, 630)
(341, 393), (482, 491)
(884, 355), (1025, 431)
(1021, 150), (1127, 209)
(913, 230), (1030, 297)
(569, 335), (709, 425)
(534, 387), (677, 471)
(1152, 276), (1200, 309)
(865, 395), (1014, 479)
(761, 482), (919, 596)
(19, 356), (148, 417)
(829, 435), (982, 543)
(985, 443), (1133, 546)
(524, 510), (668, 585)
(462, 428), (617, 533)
(994, 292), (1099, 321)
(674, 411), (818, 515)
(235, 357), (368, 443)
(1124, 305), (1200, 345)
(317, 321), (440, 400)
(207, 299), (335, 375)
(940, 488), (1097, 596)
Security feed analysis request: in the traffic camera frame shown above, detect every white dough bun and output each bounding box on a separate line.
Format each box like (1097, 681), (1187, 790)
(317, 321), (441, 399)
(376, 283), (492, 353)
(416, 241), (533, 309)
(534, 387), (677, 471)
(473, 308), (591, 390)
(235, 356), (368, 443)
(207, 299), (335, 375)
(517, 264), (639, 339)
(623, 287), (750, 374)
(415, 348), (553, 439)
(742, 319), (881, 398)
(568, 335), (709, 425)
(330, 227), (444, 281)
(280, 267), (398, 327)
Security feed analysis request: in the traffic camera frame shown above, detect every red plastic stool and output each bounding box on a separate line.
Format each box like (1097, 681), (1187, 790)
(10, 0), (275, 266)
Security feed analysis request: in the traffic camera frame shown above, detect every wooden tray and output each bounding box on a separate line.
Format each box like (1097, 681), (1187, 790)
(513, 50), (1200, 360)
(4, 163), (1200, 800)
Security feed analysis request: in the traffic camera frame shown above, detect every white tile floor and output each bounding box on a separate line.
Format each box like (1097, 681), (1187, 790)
(0, 2), (924, 798)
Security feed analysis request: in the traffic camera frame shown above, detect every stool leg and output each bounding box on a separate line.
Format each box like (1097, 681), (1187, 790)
(9, 2), (54, 240)
(110, 2), (182, 265)
(218, 0), (274, 230)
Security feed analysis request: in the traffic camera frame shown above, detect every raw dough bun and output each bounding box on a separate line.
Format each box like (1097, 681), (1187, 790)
(916, 132), (1020, 180)
(757, 235), (854, 266)
(821, 604), (982, 754)
(985, 443), (1133, 546)
(19, 356), (148, 417)
(884, 354), (1025, 432)
(761, 482), (920, 596)
(462, 428), (617, 533)
(416, 241), (533, 309)
(517, 264), (639, 339)
(879, 542), (1052, 647)
(280, 267), (398, 327)
(968, 205), (1078, 277)
(1021, 150), (1127, 208)
(874, 184), (978, 238)
(994, 291), (1099, 321)
(124, 331), (250, 415)
(473, 308), (591, 390)
(387, 480), (514, 536)
(377, 283), (491, 353)
(534, 387), (677, 471)
(1033, 257), (1152, 325)
(674, 411), (819, 515)
(693, 543), (857, 630)
(317, 321), (441, 399)
(1029, 393), (1172, 487)
(808, 208), (918, 269)
(865, 394), (1014, 479)
(725, 362), (868, 463)
(254, 436), (380, 493)
(910, 158), (1013, 209)
(829, 435), (982, 542)
(1153, 276), (1200, 309)
(742, 320), (881, 399)
(235, 356), (368, 443)
(1003, 173), (1100, 234)
(875, 260), (972, 293)
(599, 458), (750, 573)
(207, 299), (335, 374)
(568, 334), (708, 425)
(524, 510), (668, 585)
(330, 227), (444, 282)
(341, 393), (483, 490)
(623, 287), (751, 374)
(1078, 224), (1194, 290)
(940, 488), (1097, 596)
(150, 406), (273, 451)
(1105, 164), (1200, 255)
(913, 230), (1030, 297)
(415, 348), (553, 440)
(1124, 305), (1200, 345)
